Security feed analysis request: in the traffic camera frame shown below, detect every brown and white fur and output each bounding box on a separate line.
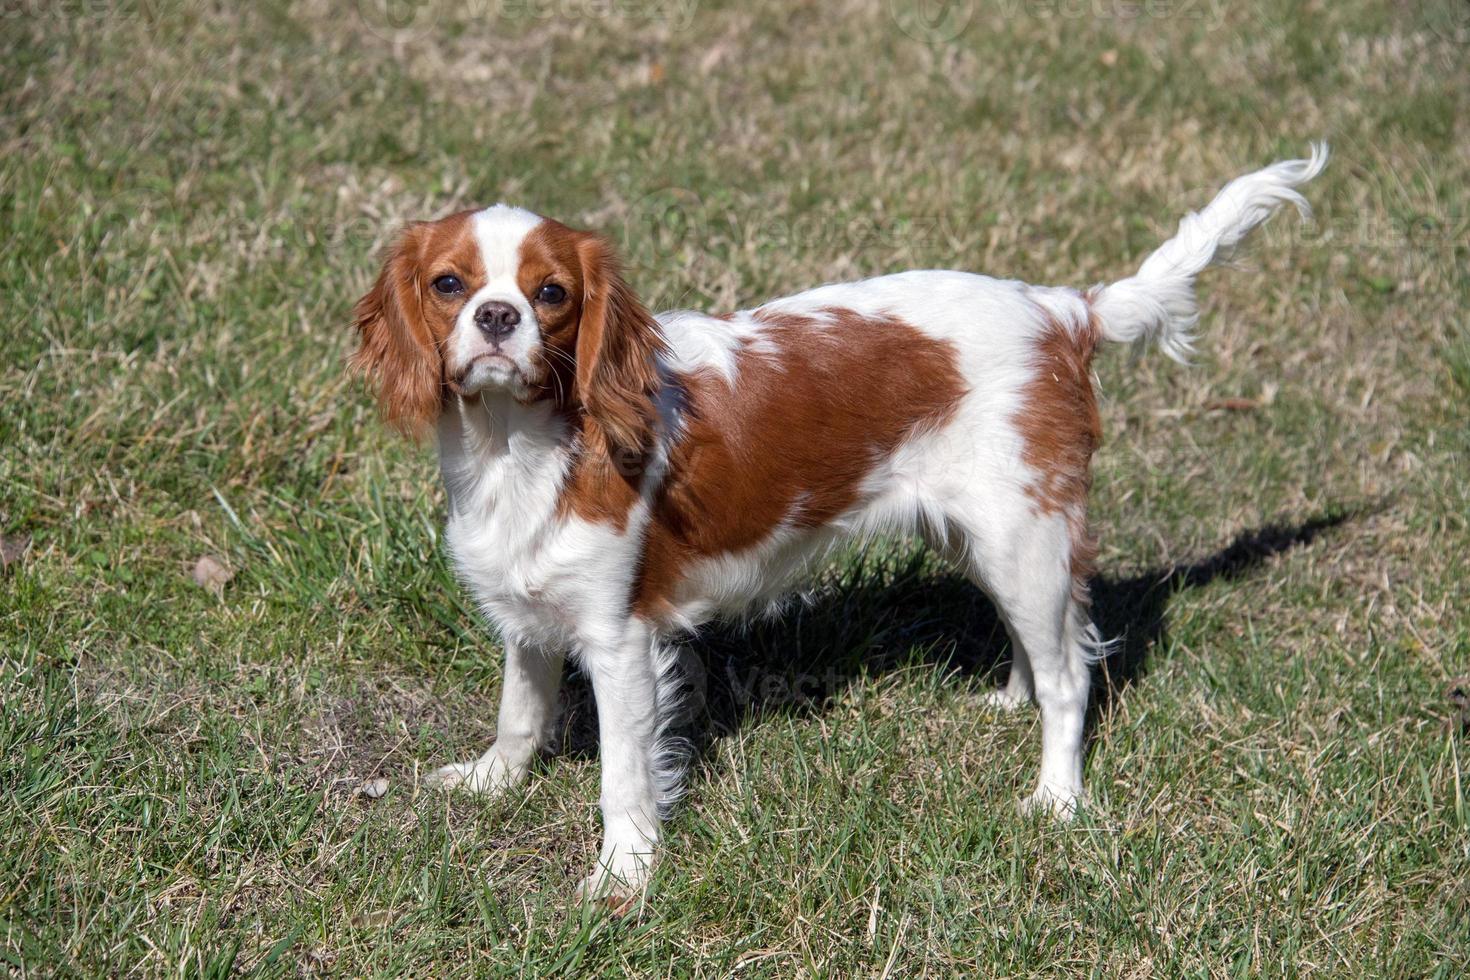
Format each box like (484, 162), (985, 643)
(350, 147), (1327, 901)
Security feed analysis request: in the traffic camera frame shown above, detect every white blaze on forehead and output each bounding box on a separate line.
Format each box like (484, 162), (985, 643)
(471, 204), (544, 280)
(449, 205), (548, 391)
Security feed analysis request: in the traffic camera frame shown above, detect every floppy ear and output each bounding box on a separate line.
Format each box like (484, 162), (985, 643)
(574, 234), (668, 455)
(350, 226), (443, 436)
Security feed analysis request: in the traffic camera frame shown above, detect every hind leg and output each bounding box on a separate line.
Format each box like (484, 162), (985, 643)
(1016, 594), (1093, 817)
(924, 519), (1035, 710)
(953, 509), (1094, 816)
(983, 626), (1034, 710)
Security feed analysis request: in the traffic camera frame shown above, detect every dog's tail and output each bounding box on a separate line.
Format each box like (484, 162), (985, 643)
(1089, 144), (1329, 362)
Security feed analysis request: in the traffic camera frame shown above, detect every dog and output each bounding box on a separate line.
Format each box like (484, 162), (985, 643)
(350, 146), (1328, 900)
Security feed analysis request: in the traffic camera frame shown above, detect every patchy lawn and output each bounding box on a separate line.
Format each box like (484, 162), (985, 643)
(2, 0), (1467, 974)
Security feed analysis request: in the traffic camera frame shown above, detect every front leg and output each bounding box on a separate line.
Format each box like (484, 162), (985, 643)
(425, 637), (565, 796)
(576, 618), (662, 903)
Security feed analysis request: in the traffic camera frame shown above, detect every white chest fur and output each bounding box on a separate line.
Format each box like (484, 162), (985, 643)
(437, 396), (642, 653)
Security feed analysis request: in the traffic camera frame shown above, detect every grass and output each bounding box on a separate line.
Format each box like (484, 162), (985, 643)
(2, 0), (1468, 974)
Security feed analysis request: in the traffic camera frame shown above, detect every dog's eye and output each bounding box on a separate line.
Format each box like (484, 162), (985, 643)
(536, 283), (567, 305)
(431, 275), (464, 295)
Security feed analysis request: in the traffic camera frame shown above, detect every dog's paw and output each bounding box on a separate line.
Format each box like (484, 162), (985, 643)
(1020, 784), (1084, 820)
(421, 752), (526, 796)
(982, 688), (1030, 712)
(573, 850), (655, 915)
(572, 873), (643, 917)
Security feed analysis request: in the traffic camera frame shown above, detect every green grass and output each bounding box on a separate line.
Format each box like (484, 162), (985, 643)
(3, 0), (1468, 974)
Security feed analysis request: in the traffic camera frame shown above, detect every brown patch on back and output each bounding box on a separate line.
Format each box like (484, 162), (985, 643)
(1013, 302), (1103, 602)
(632, 307), (967, 619)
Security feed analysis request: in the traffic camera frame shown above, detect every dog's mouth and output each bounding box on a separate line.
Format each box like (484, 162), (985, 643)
(450, 352), (526, 395)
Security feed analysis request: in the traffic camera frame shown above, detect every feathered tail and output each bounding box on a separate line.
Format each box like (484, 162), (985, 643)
(1090, 144), (1329, 361)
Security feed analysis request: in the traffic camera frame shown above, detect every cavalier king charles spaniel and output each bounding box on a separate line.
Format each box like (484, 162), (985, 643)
(350, 146), (1327, 901)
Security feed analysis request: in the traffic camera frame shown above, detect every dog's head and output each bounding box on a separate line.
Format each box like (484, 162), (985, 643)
(351, 205), (666, 452)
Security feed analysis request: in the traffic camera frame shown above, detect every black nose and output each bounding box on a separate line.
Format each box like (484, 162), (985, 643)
(474, 300), (521, 340)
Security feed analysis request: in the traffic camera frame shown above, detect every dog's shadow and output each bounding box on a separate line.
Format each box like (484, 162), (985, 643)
(553, 510), (1351, 768)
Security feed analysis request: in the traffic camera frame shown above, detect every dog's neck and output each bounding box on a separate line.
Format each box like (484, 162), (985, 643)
(436, 392), (573, 521)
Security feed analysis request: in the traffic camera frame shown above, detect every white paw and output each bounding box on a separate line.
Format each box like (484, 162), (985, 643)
(421, 750), (527, 796)
(1020, 784), (1084, 820)
(982, 688), (1031, 711)
(573, 848), (656, 913)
